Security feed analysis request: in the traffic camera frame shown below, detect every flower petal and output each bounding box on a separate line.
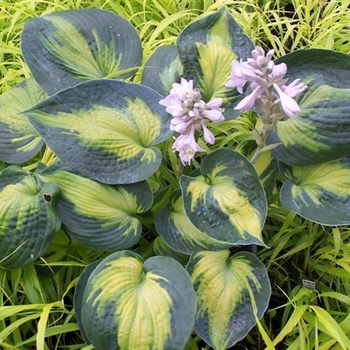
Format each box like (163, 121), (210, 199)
(273, 83), (301, 117)
(201, 122), (215, 144)
(173, 130), (205, 165)
(269, 63), (287, 81)
(202, 109), (224, 122)
(171, 118), (193, 133)
(169, 78), (194, 100)
(225, 60), (249, 92)
(234, 85), (264, 112)
(206, 97), (223, 110)
(283, 79), (308, 98)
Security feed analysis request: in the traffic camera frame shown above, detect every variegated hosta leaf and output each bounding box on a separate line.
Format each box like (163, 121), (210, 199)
(253, 150), (279, 197)
(74, 260), (101, 344)
(38, 164), (152, 251)
(280, 157), (350, 225)
(24, 79), (172, 184)
(21, 9), (142, 95)
(0, 79), (46, 163)
(153, 236), (189, 266)
(155, 190), (232, 254)
(0, 171), (61, 269)
(180, 149), (267, 246)
(79, 251), (197, 350)
(267, 49), (350, 166)
(0, 166), (29, 189)
(141, 45), (183, 96)
(177, 7), (254, 119)
(187, 250), (271, 349)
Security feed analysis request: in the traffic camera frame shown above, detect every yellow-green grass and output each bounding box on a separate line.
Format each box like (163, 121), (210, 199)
(0, 0), (349, 349)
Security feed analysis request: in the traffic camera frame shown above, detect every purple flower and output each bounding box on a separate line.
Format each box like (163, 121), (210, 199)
(235, 85), (265, 112)
(173, 129), (205, 165)
(226, 46), (308, 120)
(273, 83), (302, 117)
(160, 78), (224, 164)
(226, 60), (258, 93)
(201, 121), (215, 144)
(282, 78), (308, 98)
(269, 63), (287, 82)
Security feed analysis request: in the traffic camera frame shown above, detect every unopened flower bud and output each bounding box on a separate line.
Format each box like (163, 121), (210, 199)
(186, 88), (202, 102)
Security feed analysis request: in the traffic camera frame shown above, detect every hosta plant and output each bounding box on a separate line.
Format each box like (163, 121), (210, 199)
(1, 6), (350, 350)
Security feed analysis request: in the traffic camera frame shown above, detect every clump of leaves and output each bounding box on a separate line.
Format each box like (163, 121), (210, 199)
(1, 1), (350, 350)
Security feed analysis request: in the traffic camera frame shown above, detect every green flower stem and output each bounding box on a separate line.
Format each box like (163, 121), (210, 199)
(250, 125), (281, 164)
(249, 125), (275, 256)
(250, 146), (263, 165)
(250, 126), (270, 164)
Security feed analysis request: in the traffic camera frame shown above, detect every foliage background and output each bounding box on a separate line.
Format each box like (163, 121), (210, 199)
(0, 0), (350, 349)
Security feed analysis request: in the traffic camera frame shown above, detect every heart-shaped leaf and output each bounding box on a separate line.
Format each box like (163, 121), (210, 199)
(21, 9), (142, 95)
(280, 157), (350, 225)
(253, 150), (279, 197)
(0, 171), (61, 269)
(38, 164), (152, 251)
(267, 49), (350, 166)
(73, 260), (101, 344)
(155, 190), (232, 254)
(0, 79), (46, 164)
(187, 250), (271, 349)
(177, 7), (254, 119)
(153, 236), (189, 266)
(24, 79), (172, 184)
(141, 45), (183, 96)
(0, 166), (29, 189)
(79, 251), (197, 349)
(180, 149), (267, 246)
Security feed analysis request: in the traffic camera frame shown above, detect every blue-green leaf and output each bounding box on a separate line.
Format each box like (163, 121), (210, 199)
(0, 170), (61, 269)
(73, 260), (101, 344)
(22, 9), (142, 95)
(280, 157), (350, 225)
(80, 251), (197, 349)
(38, 164), (152, 251)
(253, 150), (279, 197)
(0, 166), (29, 190)
(177, 7), (254, 119)
(180, 149), (267, 246)
(0, 79), (46, 163)
(153, 236), (189, 266)
(267, 49), (350, 166)
(24, 79), (172, 184)
(142, 45), (183, 96)
(155, 190), (232, 254)
(187, 250), (271, 349)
